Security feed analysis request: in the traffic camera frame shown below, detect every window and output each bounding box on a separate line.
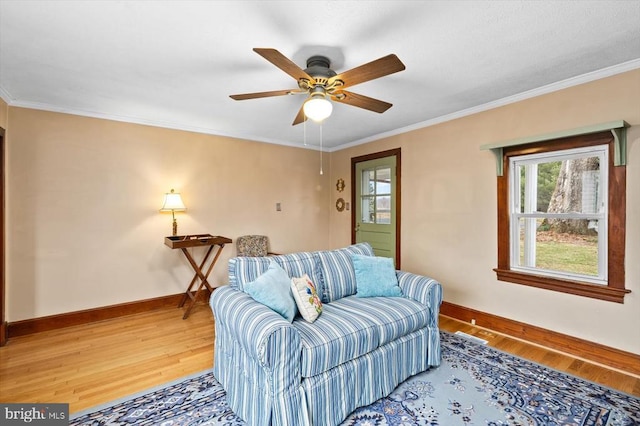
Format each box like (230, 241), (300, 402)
(360, 166), (392, 224)
(495, 131), (628, 303)
(510, 145), (607, 284)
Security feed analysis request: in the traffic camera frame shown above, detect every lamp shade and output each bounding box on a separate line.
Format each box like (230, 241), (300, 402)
(160, 189), (186, 211)
(303, 96), (333, 122)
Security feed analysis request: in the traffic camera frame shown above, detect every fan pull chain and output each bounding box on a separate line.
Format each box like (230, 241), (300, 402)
(319, 124), (324, 175)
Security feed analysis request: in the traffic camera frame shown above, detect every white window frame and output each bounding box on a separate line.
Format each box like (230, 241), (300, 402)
(508, 145), (608, 285)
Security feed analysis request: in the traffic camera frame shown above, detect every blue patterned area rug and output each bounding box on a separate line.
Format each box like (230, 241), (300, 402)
(70, 331), (639, 425)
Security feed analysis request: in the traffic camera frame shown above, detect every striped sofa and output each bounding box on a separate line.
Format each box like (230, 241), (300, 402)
(209, 243), (443, 426)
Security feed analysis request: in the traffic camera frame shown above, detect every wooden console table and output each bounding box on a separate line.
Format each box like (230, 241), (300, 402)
(165, 234), (232, 319)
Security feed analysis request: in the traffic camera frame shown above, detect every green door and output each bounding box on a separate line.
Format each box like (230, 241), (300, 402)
(354, 155), (397, 266)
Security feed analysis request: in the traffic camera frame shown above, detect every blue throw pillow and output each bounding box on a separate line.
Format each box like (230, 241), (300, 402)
(351, 254), (402, 298)
(244, 260), (297, 322)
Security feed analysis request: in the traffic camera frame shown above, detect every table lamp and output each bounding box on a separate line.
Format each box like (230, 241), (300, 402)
(160, 189), (186, 236)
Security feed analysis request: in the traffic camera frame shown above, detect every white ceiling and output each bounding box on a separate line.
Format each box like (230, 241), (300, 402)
(1, 1), (639, 151)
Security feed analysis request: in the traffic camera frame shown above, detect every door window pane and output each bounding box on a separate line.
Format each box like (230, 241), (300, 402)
(361, 196), (374, 223)
(360, 166), (392, 224)
(376, 196), (391, 224)
(362, 170), (376, 195)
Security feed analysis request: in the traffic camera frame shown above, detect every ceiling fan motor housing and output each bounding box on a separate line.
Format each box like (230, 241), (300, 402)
(300, 55), (342, 96)
(304, 55), (336, 84)
(305, 56), (336, 77)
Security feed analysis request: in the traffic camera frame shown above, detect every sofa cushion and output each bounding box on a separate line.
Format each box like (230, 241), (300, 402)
(229, 251), (322, 294)
(228, 256), (271, 291)
(351, 254), (402, 298)
(335, 296), (431, 346)
(293, 295), (430, 377)
(315, 243), (375, 303)
(293, 298), (380, 377)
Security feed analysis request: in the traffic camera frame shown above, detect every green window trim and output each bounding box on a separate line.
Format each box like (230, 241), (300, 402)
(481, 120), (629, 176)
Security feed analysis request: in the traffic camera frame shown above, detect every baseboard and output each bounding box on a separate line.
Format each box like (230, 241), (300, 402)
(440, 301), (640, 376)
(0, 321), (6, 346)
(6, 292), (206, 339)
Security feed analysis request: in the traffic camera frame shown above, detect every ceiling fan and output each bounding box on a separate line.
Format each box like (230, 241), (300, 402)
(230, 48), (406, 125)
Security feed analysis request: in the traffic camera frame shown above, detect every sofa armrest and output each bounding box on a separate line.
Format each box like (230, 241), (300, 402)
(397, 271), (443, 367)
(396, 271), (443, 320)
(210, 285), (301, 371)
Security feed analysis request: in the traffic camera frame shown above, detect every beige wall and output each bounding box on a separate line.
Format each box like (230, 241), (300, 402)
(6, 108), (330, 321)
(330, 69), (640, 355)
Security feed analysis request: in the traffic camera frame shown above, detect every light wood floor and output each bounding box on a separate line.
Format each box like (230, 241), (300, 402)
(1, 306), (638, 415)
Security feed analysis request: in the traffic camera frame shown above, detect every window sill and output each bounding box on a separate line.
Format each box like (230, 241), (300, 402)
(494, 268), (630, 303)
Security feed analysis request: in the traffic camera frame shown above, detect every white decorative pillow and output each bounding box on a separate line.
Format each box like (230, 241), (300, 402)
(291, 274), (323, 323)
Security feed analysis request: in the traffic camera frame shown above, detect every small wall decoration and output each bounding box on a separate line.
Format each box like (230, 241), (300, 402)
(336, 178), (345, 192)
(336, 198), (345, 212)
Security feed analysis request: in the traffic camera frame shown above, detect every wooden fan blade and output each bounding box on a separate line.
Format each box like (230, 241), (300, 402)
(230, 89), (304, 100)
(328, 54), (405, 89)
(253, 48), (315, 82)
(292, 104), (307, 126)
(331, 91), (392, 113)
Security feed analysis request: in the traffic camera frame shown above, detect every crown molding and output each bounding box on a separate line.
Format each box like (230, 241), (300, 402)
(0, 85), (14, 104)
(333, 58), (640, 152)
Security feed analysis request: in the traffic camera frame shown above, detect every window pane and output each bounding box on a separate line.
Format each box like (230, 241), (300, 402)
(517, 165), (525, 213)
(517, 217), (600, 277)
(537, 161), (562, 212)
(362, 170), (375, 196)
(361, 196), (374, 223)
(375, 167), (391, 194)
(549, 157), (601, 215)
(376, 196), (391, 224)
(517, 156), (601, 215)
(376, 180), (391, 194)
(516, 161), (562, 213)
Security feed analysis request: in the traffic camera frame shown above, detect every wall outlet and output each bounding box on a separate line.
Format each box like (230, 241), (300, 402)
(471, 319), (476, 325)
(276, 202), (281, 211)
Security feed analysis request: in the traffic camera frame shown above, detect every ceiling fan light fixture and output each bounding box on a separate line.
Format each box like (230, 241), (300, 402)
(303, 93), (332, 123)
